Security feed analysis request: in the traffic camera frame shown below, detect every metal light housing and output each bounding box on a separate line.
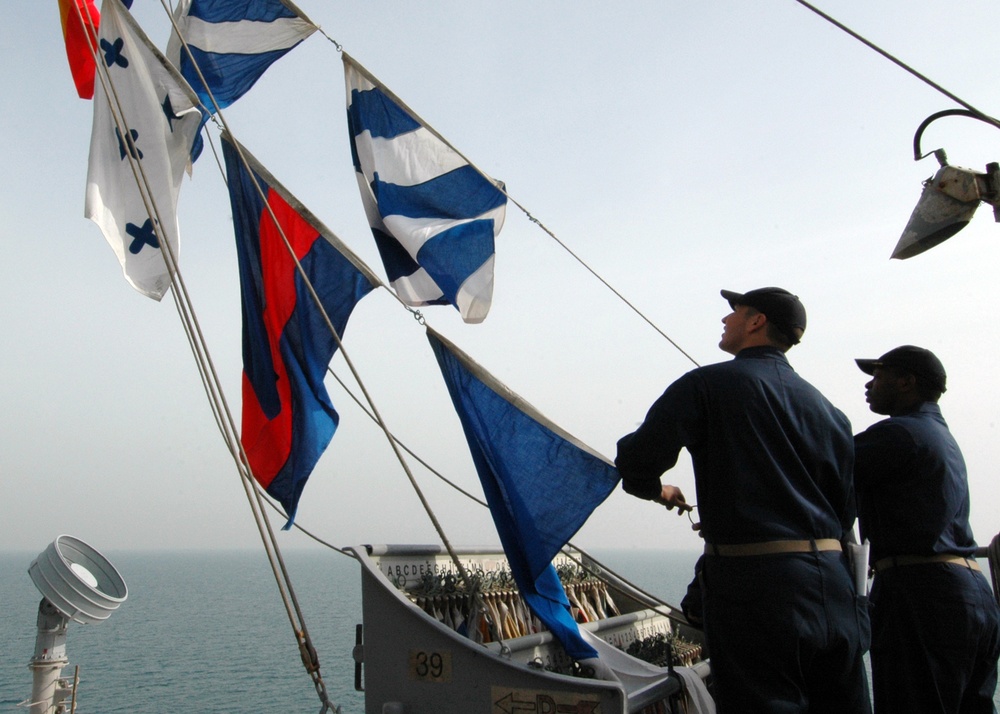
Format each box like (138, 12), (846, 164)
(28, 534), (127, 624)
(891, 110), (1000, 260)
(25, 536), (127, 714)
(892, 162), (995, 259)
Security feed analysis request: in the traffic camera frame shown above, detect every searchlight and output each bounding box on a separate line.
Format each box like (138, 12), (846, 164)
(892, 109), (1000, 260)
(23, 535), (127, 714)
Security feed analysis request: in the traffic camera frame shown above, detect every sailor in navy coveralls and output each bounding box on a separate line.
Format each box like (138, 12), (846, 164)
(616, 287), (871, 713)
(854, 346), (1000, 713)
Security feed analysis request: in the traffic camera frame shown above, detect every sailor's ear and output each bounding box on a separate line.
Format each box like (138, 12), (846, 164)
(747, 311), (767, 332)
(897, 372), (919, 392)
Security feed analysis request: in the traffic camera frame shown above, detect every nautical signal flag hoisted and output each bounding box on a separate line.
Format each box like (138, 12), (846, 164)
(221, 134), (380, 528)
(167, 0), (316, 113)
(345, 54), (508, 324)
(57, 0), (101, 98)
(85, 0), (204, 300)
(57, 0), (134, 99)
(428, 329), (620, 660)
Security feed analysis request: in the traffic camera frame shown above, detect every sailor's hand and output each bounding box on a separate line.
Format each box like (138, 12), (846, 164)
(656, 484), (693, 514)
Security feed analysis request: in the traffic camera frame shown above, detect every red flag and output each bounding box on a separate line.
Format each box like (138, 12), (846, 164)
(58, 0), (100, 99)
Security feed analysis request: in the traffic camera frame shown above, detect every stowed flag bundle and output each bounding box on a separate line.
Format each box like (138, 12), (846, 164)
(85, 0), (204, 300)
(221, 135), (380, 528)
(167, 0), (316, 112)
(345, 54), (508, 324)
(428, 328), (620, 660)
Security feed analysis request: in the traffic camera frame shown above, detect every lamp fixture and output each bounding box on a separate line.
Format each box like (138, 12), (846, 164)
(892, 109), (1000, 259)
(24, 535), (127, 714)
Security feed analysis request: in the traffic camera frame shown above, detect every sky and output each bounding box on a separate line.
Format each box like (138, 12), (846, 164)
(3, 1), (1000, 558)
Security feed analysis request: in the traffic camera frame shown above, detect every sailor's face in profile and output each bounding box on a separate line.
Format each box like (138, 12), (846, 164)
(719, 304), (751, 355)
(864, 366), (903, 415)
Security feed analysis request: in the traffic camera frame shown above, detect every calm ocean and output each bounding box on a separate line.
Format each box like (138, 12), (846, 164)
(2, 548), (997, 712)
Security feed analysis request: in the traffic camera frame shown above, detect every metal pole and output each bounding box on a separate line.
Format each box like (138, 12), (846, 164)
(27, 599), (72, 714)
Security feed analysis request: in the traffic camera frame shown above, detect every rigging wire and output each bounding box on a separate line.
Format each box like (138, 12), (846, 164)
(325, 365), (488, 508)
(324, 337), (687, 620)
(793, 0), (1000, 129)
(516, 209), (702, 368)
(85, 0), (350, 691)
(254, 428), (688, 624)
(109, 2), (344, 710)
(321, 359), (688, 617)
(341, 52), (702, 370)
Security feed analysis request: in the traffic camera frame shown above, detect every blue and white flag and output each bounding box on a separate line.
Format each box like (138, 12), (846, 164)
(167, 0), (316, 112)
(85, 0), (204, 299)
(345, 54), (508, 324)
(428, 328), (620, 660)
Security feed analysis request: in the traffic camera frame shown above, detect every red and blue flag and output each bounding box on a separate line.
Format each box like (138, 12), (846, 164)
(222, 135), (380, 527)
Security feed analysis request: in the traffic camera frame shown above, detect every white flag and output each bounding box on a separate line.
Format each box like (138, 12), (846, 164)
(85, 0), (204, 300)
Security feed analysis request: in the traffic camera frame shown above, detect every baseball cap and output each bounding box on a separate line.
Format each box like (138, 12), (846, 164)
(720, 287), (807, 344)
(855, 345), (947, 393)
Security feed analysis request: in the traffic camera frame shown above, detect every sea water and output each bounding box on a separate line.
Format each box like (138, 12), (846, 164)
(1, 549), (997, 712)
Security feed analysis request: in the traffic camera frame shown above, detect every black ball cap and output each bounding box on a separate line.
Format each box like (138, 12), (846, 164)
(855, 345), (947, 393)
(720, 287), (807, 344)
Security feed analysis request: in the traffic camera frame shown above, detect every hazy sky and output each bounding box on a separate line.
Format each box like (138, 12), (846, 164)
(3, 1), (1000, 558)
